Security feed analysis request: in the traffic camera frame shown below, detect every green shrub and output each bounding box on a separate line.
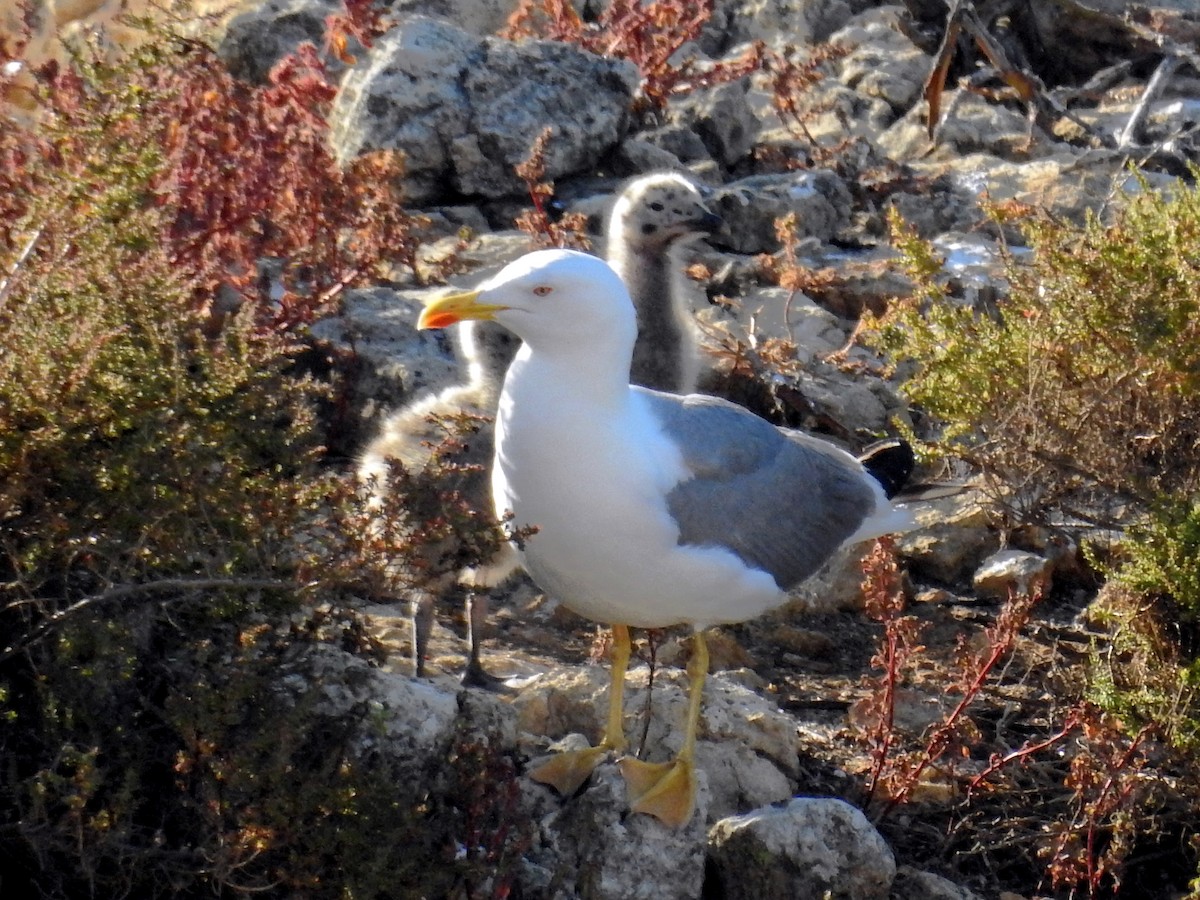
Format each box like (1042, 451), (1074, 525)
(872, 179), (1200, 526)
(1117, 500), (1200, 618)
(871, 181), (1200, 897)
(0, 19), (510, 897)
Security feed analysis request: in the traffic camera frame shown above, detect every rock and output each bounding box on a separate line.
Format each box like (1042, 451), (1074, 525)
(794, 364), (899, 435)
(787, 542), (880, 614)
(512, 662), (801, 818)
(890, 865), (985, 900)
(896, 489), (999, 585)
(711, 0), (857, 48)
(299, 644), (515, 764)
(908, 150), (1167, 227)
(766, 623), (836, 658)
(218, 0), (526, 84)
(713, 171), (854, 254)
(878, 89), (1045, 162)
(309, 285), (458, 442)
(526, 761), (708, 900)
(707, 797), (897, 900)
(611, 136), (693, 175)
(218, 0), (341, 84)
(456, 38), (637, 197)
(882, 180), (986, 238)
(698, 740), (795, 822)
(733, 286), (849, 362)
(671, 80), (762, 166)
(914, 587), (955, 604)
(639, 123), (716, 165)
(972, 549), (1053, 599)
(832, 7), (931, 115)
(330, 16), (638, 202)
(848, 687), (953, 737)
(329, 17), (480, 202)
(389, 0), (516, 35)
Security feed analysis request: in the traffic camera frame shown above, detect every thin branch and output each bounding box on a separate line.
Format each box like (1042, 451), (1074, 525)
(1, 577), (298, 664)
(1117, 55), (1182, 149)
(0, 227), (43, 312)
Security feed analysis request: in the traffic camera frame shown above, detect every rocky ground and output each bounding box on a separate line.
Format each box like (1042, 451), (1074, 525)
(257, 1), (1200, 896)
(13, 0), (1200, 896)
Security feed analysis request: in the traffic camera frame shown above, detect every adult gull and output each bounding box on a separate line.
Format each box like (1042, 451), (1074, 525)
(359, 173), (719, 683)
(417, 248), (912, 827)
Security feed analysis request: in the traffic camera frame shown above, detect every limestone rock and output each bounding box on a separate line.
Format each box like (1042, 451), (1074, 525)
(696, 739), (795, 820)
(707, 797), (897, 900)
(670, 80), (762, 166)
(299, 644), (515, 763)
(218, 0), (340, 83)
(309, 285), (459, 443)
(218, 0), (531, 84)
(713, 171), (853, 254)
(736, 286), (849, 362)
(908, 150), (1163, 227)
(794, 364), (900, 435)
(711, 0), (857, 48)
(329, 16), (480, 202)
(890, 865), (985, 900)
(330, 16), (638, 202)
(513, 662), (800, 821)
(972, 549), (1053, 599)
(388, 0), (516, 35)
(526, 761), (709, 900)
(832, 7), (931, 115)
(878, 90), (1046, 162)
(456, 38), (637, 197)
(787, 542), (878, 614)
(638, 123), (716, 165)
(896, 489), (999, 585)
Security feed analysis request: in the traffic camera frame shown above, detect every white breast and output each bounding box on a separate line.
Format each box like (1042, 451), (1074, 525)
(492, 357), (787, 628)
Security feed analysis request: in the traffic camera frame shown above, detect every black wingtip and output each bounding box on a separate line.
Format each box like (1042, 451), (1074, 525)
(859, 438), (916, 500)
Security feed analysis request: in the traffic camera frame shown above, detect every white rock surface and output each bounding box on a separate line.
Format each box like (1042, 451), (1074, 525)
(973, 548), (1053, 598)
(708, 797), (897, 899)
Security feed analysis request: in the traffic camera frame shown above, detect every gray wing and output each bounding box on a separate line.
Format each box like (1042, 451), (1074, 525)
(637, 389), (883, 590)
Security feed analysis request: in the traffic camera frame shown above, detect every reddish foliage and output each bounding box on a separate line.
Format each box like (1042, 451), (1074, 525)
(3, 16), (423, 337)
(502, 0), (763, 110)
(855, 537), (928, 806)
(513, 127), (590, 250)
(856, 539), (1046, 816)
(1043, 713), (1159, 897)
(152, 40), (418, 332)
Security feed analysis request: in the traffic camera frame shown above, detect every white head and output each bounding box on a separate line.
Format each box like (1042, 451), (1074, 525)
(418, 250), (638, 357)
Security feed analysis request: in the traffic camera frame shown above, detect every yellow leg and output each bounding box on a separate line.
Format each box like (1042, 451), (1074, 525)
(618, 630), (707, 828)
(529, 624), (631, 795)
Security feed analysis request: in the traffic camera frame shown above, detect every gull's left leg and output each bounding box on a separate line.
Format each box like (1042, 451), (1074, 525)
(529, 624), (631, 796)
(618, 630), (707, 828)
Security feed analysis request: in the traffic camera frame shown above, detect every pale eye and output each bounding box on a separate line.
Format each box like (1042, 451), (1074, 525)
(533, 285), (553, 296)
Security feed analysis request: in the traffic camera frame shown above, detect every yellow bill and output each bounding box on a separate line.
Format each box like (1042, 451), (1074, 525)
(417, 289), (508, 330)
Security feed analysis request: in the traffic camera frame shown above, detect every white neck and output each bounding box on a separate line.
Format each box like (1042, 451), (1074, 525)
(504, 334), (632, 413)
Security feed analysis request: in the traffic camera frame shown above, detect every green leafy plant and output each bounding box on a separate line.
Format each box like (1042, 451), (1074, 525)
(872, 182), (1200, 526)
